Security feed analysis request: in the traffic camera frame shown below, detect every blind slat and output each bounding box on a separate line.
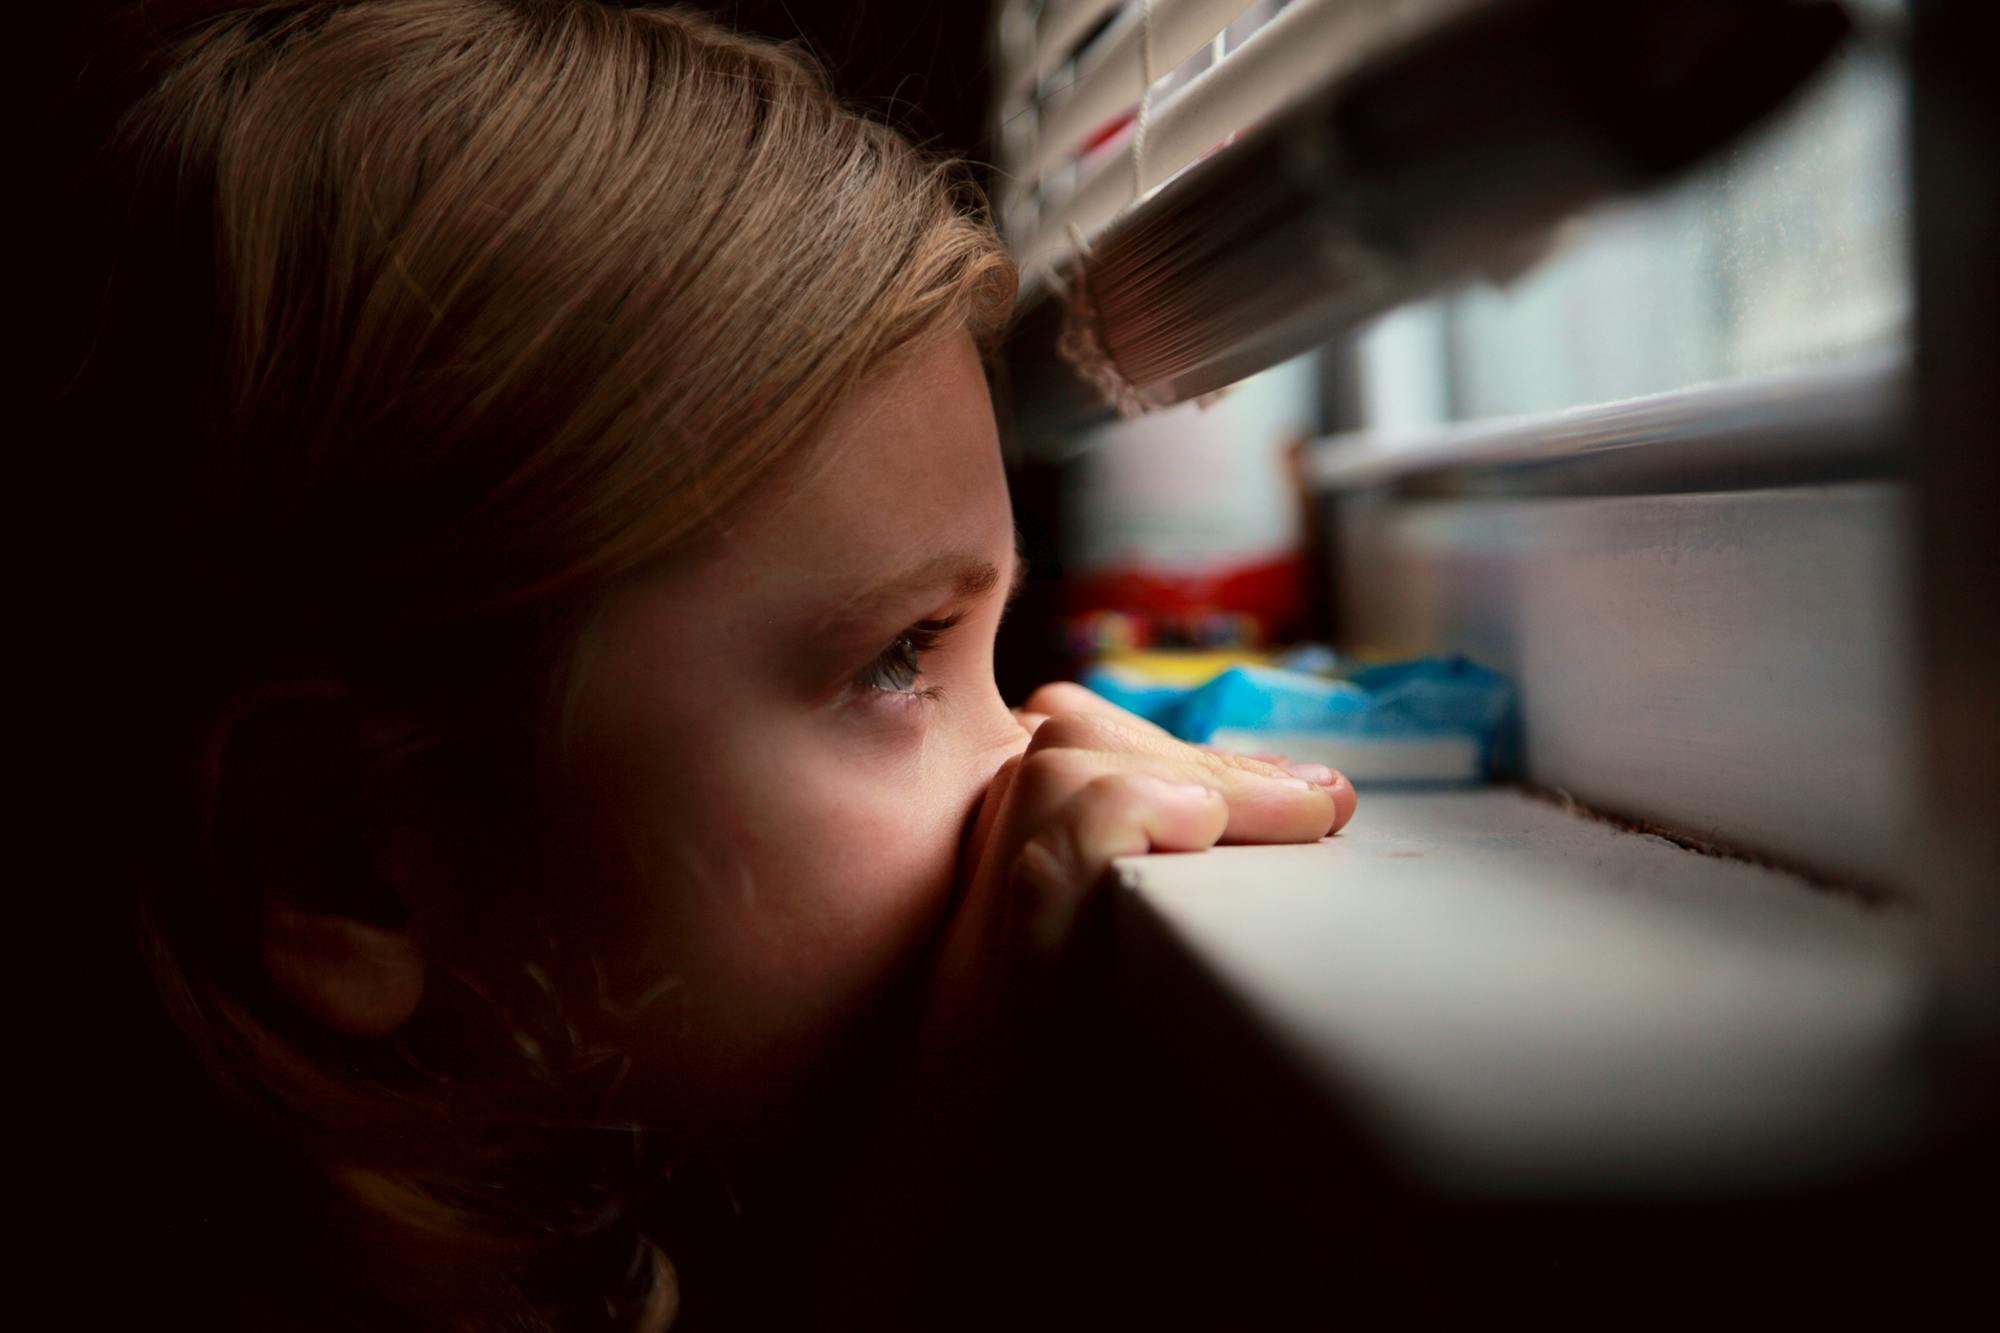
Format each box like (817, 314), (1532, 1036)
(1000, 0), (1123, 106)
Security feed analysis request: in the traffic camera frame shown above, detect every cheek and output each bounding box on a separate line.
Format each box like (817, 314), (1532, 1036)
(726, 739), (969, 975)
(577, 720), (979, 1124)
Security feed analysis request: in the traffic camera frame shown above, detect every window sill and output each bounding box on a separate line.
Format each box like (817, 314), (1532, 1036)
(1111, 787), (1930, 1197)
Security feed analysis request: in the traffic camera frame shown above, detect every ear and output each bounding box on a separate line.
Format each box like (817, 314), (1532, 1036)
(200, 679), (438, 1039)
(260, 899), (426, 1039)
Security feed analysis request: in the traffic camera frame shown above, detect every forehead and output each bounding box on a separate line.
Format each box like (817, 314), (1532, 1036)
(622, 330), (1010, 653)
(711, 332), (1007, 600)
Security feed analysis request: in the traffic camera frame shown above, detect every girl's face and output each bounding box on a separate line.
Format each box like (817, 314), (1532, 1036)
(555, 330), (1028, 1131)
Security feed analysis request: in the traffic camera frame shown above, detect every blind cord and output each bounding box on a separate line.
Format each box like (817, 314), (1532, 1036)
(1133, 0), (1156, 200)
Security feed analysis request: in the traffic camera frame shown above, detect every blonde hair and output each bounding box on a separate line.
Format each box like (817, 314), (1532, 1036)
(79, 1), (1014, 1327)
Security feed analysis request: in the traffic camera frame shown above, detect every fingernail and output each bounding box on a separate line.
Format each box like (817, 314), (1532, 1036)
(1282, 762), (1336, 786)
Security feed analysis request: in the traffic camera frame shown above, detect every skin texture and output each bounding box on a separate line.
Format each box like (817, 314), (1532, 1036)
(548, 330), (1357, 1137)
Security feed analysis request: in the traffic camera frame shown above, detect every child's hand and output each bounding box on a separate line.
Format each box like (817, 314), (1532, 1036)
(928, 681), (1355, 1042)
(810, 684), (1354, 1321)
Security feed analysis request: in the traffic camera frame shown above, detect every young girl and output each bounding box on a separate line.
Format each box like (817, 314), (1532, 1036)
(70, 2), (1355, 1327)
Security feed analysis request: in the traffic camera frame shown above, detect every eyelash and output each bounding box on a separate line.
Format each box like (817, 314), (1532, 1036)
(853, 616), (960, 702)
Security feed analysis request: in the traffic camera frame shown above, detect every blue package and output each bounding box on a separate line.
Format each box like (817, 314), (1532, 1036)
(1070, 665), (1192, 730)
(1077, 655), (1516, 784)
(1172, 665), (1370, 742)
(1343, 656), (1515, 739)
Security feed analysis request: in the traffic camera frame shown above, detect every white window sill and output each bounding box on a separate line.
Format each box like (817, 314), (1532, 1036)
(1112, 787), (1930, 1197)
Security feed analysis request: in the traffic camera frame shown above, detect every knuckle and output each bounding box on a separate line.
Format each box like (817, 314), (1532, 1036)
(1013, 745), (1097, 805)
(1076, 771), (1147, 821)
(1023, 680), (1100, 717)
(1026, 711), (1110, 754)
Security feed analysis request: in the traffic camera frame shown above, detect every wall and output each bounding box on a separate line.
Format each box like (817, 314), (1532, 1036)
(1333, 480), (1918, 893)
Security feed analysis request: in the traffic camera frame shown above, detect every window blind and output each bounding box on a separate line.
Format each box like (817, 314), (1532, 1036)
(994, 0), (1855, 428)
(998, 0), (1472, 276)
(1000, 0), (1262, 219)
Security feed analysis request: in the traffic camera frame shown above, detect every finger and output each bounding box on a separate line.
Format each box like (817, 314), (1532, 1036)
(1326, 769), (1358, 834)
(1196, 741), (1358, 834)
(1008, 773), (1227, 963)
(1199, 744), (1291, 766)
(1026, 692), (1343, 812)
(1024, 685), (1349, 820)
(1019, 680), (1172, 737)
(1031, 709), (1307, 784)
(1013, 734), (1335, 845)
(1203, 753), (1356, 832)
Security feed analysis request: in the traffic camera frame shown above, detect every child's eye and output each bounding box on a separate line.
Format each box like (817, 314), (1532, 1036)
(853, 617), (958, 699)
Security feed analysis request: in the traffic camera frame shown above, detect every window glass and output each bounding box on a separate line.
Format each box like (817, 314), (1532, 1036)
(1353, 0), (1909, 431)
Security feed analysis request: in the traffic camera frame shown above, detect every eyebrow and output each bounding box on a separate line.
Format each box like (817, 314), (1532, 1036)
(815, 536), (1028, 637)
(877, 550), (1002, 610)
